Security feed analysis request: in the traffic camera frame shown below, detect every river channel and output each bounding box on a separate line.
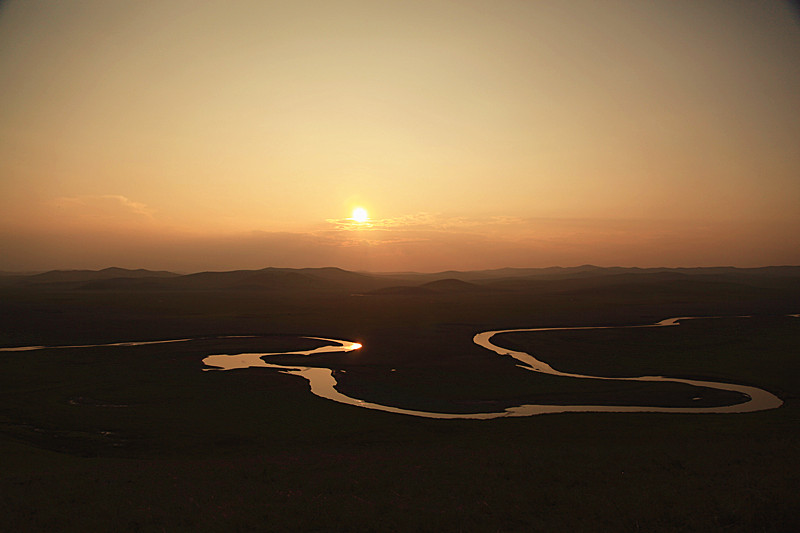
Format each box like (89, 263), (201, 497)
(1, 316), (785, 419)
(199, 316), (785, 419)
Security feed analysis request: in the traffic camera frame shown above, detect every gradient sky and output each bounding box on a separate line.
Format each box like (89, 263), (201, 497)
(1, 0), (798, 272)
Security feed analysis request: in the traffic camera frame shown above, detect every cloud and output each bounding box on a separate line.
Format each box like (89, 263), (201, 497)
(51, 195), (155, 220)
(324, 212), (525, 232)
(36, 195), (159, 233)
(2, 208), (798, 272)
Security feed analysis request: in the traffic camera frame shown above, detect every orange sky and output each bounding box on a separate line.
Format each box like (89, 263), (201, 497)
(1, 1), (799, 272)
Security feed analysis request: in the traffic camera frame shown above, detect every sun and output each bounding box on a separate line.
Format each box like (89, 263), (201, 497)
(351, 207), (369, 223)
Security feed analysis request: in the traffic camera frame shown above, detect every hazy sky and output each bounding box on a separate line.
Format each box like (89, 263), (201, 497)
(1, 0), (798, 272)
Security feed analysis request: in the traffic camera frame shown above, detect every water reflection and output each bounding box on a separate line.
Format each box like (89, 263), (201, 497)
(201, 316), (784, 419)
(2, 317), (787, 419)
(201, 337), (361, 371)
(0, 338), (195, 352)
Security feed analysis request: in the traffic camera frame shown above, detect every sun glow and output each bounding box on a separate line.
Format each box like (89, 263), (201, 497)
(351, 207), (369, 223)
(349, 343), (362, 350)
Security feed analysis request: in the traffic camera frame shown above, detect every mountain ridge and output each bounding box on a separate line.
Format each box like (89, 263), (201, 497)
(1, 265), (798, 293)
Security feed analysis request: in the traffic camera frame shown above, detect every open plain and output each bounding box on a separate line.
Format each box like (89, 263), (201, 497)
(1, 266), (799, 531)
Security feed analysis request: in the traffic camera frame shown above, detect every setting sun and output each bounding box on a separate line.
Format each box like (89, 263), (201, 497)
(0, 3), (797, 530)
(352, 207), (369, 223)
(0, 2), (798, 273)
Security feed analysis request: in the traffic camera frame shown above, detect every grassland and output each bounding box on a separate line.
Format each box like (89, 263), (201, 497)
(1, 270), (798, 531)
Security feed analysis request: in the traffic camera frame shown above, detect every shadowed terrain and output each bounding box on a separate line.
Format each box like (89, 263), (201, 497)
(1, 266), (798, 531)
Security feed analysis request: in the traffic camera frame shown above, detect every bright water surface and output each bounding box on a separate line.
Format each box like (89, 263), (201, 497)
(199, 316), (784, 418)
(3, 316), (787, 419)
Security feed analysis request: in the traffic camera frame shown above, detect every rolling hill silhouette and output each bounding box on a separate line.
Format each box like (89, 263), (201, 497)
(1, 265), (798, 298)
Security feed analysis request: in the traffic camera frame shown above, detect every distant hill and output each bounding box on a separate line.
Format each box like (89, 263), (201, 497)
(420, 278), (485, 292)
(0, 267), (179, 289)
(378, 265), (800, 284)
(2, 266), (399, 292)
(2, 265), (798, 295)
(368, 278), (487, 296)
(296, 267), (379, 285)
(483, 269), (800, 293)
(30, 267), (178, 283)
(376, 265), (615, 283)
(169, 267), (390, 292)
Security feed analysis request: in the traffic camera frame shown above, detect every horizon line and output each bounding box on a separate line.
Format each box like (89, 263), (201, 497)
(4, 264), (800, 277)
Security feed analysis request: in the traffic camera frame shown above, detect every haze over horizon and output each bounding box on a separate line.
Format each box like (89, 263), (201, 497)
(2, 1), (799, 273)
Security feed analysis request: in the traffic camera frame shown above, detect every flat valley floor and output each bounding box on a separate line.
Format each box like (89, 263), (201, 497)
(1, 279), (799, 531)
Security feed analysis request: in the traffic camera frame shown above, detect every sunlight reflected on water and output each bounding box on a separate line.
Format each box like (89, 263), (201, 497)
(200, 316), (785, 419)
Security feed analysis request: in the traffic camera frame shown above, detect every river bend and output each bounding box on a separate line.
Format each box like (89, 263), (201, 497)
(200, 316), (785, 419)
(1, 316), (786, 418)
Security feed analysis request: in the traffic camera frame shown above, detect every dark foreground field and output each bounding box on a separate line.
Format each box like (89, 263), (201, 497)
(1, 268), (799, 531)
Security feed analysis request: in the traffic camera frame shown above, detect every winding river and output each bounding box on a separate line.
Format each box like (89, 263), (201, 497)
(199, 316), (785, 419)
(2, 316), (786, 419)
